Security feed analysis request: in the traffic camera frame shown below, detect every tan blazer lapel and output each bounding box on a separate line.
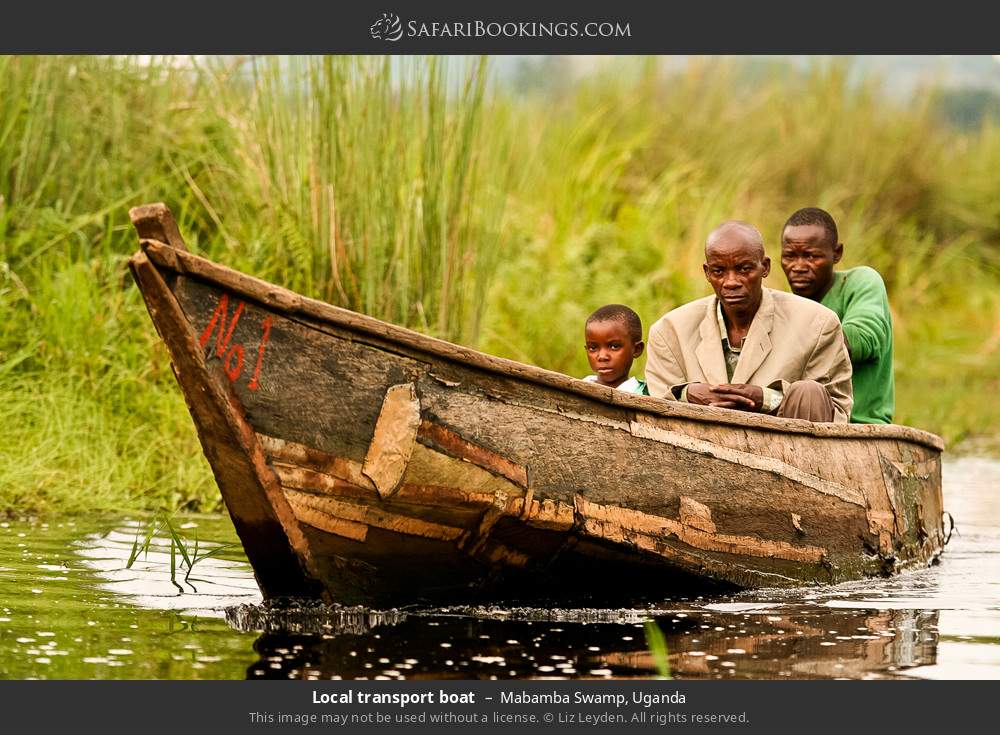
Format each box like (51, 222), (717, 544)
(694, 297), (729, 385)
(731, 288), (774, 384)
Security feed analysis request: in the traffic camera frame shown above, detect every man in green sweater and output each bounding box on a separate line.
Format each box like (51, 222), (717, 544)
(779, 207), (894, 424)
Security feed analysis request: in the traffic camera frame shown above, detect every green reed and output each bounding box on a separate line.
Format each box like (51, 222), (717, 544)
(643, 620), (672, 679)
(126, 514), (238, 592)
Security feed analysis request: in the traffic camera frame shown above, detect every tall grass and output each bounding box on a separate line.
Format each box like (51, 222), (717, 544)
(192, 56), (512, 342)
(1, 55), (999, 515)
(0, 57), (219, 514)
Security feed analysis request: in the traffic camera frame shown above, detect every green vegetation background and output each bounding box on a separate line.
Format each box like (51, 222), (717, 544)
(2, 56), (999, 514)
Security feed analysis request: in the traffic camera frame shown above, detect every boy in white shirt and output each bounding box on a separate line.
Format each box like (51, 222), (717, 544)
(582, 304), (649, 395)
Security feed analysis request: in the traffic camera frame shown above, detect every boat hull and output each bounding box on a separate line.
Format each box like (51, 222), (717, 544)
(129, 204), (946, 605)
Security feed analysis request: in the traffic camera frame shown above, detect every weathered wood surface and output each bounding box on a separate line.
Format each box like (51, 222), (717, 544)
(137, 234), (943, 450)
(129, 203), (946, 604)
(130, 203), (188, 251)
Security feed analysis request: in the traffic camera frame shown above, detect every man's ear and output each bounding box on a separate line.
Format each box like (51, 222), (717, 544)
(833, 242), (844, 264)
(702, 263), (710, 282)
(761, 256), (771, 278)
(633, 340), (645, 358)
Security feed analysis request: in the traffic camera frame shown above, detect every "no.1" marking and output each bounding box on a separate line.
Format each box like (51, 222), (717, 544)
(198, 293), (272, 390)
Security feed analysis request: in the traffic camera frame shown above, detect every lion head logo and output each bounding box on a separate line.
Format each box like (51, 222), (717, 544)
(370, 12), (403, 41)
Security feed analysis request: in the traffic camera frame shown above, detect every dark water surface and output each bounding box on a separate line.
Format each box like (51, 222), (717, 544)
(2, 457), (997, 679)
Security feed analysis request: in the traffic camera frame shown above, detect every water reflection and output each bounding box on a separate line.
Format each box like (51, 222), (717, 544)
(237, 605), (939, 680)
(662, 607), (938, 679)
(74, 523), (262, 614)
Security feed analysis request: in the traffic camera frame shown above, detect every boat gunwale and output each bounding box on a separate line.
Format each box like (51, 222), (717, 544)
(134, 237), (945, 453)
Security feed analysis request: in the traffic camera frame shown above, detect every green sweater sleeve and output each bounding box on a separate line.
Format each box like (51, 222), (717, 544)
(837, 268), (891, 364)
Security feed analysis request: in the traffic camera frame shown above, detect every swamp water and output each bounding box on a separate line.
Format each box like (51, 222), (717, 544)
(1, 457), (997, 680)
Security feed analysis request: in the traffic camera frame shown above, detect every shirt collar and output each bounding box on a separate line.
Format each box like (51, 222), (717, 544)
(716, 300), (741, 352)
(617, 376), (640, 392)
(583, 375), (640, 392)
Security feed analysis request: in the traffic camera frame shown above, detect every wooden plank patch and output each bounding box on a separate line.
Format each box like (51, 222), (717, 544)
(362, 383), (421, 498)
(511, 497), (575, 532)
(257, 433), (374, 490)
(262, 433), (516, 512)
(576, 497), (826, 564)
(403, 442), (524, 498)
(286, 493), (370, 542)
(417, 419), (528, 488)
(284, 488), (465, 542)
(679, 496), (717, 533)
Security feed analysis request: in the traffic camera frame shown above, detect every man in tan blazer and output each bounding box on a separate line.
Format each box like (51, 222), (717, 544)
(646, 221), (853, 422)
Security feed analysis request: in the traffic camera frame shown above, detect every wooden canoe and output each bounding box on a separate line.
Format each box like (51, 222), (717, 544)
(128, 203), (946, 605)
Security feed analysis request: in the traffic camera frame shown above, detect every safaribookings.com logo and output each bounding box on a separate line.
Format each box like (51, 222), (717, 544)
(370, 13), (631, 41)
(370, 13), (404, 41)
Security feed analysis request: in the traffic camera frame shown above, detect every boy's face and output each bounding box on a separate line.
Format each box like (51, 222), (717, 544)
(585, 319), (644, 388)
